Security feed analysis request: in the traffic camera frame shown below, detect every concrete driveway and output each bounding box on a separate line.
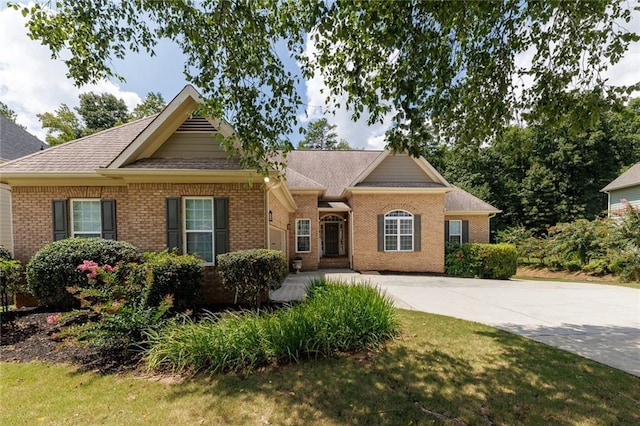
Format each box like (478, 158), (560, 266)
(271, 271), (640, 376)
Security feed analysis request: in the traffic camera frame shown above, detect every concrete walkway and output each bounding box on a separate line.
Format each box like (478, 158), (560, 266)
(270, 270), (640, 377)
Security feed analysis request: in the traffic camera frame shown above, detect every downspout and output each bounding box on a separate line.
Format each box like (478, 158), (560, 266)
(348, 209), (354, 270)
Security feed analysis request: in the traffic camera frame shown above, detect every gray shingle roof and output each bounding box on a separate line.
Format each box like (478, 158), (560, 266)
(0, 115), (156, 173)
(445, 188), (501, 213)
(284, 150), (383, 197)
(602, 163), (640, 192)
(0, 115), (48, 161)
(123, 157), (242, 170)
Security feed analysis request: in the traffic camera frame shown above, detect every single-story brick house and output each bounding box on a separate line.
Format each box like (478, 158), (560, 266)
(0, 85), (500, 302)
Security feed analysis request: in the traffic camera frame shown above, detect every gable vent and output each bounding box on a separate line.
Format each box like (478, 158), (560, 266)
(177, 117), (217, 132)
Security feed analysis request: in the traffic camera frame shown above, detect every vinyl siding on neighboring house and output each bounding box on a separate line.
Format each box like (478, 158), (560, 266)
(0, 184), (12, 253)
(609, 185), (640, 214)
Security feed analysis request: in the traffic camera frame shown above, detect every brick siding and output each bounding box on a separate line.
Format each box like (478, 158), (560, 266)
(445, 214), (491, 243)
(350, 193), (446, 273)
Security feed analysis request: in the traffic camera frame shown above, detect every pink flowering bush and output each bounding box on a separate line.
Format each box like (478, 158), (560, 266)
(46, 313), (62, 324)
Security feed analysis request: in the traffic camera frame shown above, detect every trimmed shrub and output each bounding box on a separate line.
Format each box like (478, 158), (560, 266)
(217, 249), (287, 307)
(445, 243), (517, 279)
(128, 251), (204, 309)
(475, 243), (518, 279)
(145, 278), (398, 374)
(26, 238), (140, 307)
(0, 245), (13, 261)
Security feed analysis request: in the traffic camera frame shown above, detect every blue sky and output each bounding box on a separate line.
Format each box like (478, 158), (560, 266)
(1, 2), (639, 148)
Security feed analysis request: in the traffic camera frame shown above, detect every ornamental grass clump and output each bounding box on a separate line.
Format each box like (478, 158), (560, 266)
(145, 278), (398, 374)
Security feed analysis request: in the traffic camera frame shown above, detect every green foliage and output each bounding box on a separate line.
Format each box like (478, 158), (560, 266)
(37, 104), (83, 146)
(298, 118), (338, 150)
(145, 279), (398, 374)
(131, 92), (166, 120)
(547, 219), (613, 265)
(0, 259), (23, 312)
(15, 1), (638, 173)
(445, 243), (518, 279)
(76, 92), (130, 132)
(0, 245), (13, 261)
(26, 238), (140, 307)
(130, 251), (203, 309)
(217, 249), (287, 308)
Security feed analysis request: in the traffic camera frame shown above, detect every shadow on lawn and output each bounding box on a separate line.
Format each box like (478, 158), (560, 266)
(160, 327), (640, 425)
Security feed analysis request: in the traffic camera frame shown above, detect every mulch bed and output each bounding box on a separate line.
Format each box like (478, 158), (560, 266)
(0, 308), (141, 374)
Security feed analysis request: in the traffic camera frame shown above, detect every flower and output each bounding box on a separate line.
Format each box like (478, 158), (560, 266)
(46, 313), (62, 324)
(102, 264), (115, 273)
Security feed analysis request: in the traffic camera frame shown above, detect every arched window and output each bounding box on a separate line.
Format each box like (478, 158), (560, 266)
(384, 210), (413, 251)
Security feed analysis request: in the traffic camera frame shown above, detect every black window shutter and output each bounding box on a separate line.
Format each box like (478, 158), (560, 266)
(377, 214), (384, 252)
(166, 197), (182, 253)
(413, 214), (421, 252)
(444, 220), (450, 243)
(100, 199), (117, 240)
(214, 198), (229, 258)
(52, 200), (68, 241)
(462, 220), (469, 243)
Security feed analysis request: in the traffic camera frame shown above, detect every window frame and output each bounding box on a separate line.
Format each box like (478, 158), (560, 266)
(295, 218), (312, 253)
(448, 219), (463, 244)
(70, 198), (102, 238)
(384, 210), (414, 252)
(183, 196), (215, 264)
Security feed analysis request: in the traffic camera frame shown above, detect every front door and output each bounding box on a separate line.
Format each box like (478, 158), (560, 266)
(324, 223), (340, 256)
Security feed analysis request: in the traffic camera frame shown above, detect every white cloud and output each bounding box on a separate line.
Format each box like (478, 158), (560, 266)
(299, 33), (395, 150)
(603, 8), (640, 96)
(0, 5), (141, 141)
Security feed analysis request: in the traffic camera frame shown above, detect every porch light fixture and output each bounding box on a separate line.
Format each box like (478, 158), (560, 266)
(269, 210), (273, 222)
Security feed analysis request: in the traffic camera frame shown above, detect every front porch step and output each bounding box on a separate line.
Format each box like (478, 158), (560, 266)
(319, 256), (350, 269)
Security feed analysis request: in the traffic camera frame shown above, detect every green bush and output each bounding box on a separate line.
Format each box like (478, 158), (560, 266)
(128, 251), (204, 309)
(445, 243), (517, 279)
(475, 243), (518, 279)
(0, 245), (13, 261)
(217, 249), (287, 308)
(145, 278), (398, 374)
(26, 238), (140, 307)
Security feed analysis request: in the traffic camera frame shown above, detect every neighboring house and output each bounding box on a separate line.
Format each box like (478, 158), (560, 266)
(0, 115), (48, 254)
(0, 86), (499, 303)
(602, 162), (640, 216)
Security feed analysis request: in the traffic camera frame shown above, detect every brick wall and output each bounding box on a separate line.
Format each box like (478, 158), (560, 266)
(289, 193), (319, 270)
(350, 192), (446, 273)
(11, 182), (266, 304)
(445, 214), (491, 243)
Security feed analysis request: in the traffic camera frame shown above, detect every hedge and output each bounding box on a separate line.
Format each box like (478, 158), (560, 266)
(217, 249), (288, 307)
(445, 243), (517, 279)
(26, 238), (141, 307)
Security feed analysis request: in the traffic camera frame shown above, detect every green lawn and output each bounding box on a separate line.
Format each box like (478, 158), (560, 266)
(2, 309), (639, 425)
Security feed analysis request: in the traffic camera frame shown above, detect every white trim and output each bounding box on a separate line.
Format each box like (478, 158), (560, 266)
(70, 199), (102, 238)
(183, 196), (215, 264)
(448, 219), (462, 244)
(384, 209), (414, 252)
(295, 218), (312, 253)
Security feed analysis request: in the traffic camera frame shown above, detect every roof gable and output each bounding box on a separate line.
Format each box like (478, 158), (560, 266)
(602, 162), (640, 192)
(108, 85), (235, 168)
(350, 151), (450, 189)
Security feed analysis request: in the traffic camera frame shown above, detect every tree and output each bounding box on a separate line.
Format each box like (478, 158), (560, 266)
(76, 92), (130, 133)
(15, 1), (639, 173)
(131, 92), (166, 120)
(37, 92), (137, 145)
(298, 118), (338, 150)
(37, 104), (83, 146)
(0, 101), (26, 129)
(335, 139), (353, 150)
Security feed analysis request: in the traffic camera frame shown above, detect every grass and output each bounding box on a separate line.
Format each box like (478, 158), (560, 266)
(145, 279), (398, 373)
(2, 309), (639, 425)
